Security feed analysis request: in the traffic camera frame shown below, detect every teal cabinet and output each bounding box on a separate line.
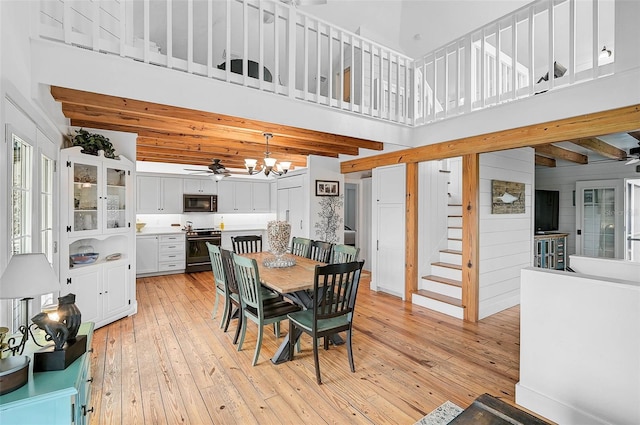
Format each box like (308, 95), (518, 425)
(0, 322), (94, 425)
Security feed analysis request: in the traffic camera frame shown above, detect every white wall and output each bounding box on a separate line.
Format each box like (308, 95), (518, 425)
(418, 160), (449, 277)
(478, 148), (535, 319)
(308, 155), (344, 244)
(535, 160), (636, 257)
(516, 267), (640, 425)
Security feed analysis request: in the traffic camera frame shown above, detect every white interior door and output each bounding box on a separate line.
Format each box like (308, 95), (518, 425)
(575, 179), (624, 259)
(625, 179), (640, 261)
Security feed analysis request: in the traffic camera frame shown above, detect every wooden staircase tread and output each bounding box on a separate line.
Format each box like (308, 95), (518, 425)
(448, 226), (462, 229)
(448, 215), (463, 218)
(448, 204), (462, 206)
(439, 249), (462, 255)
(448, 238), (462, 241)
(431, 261), (462, 270)
(421, 275), (462, 287)
(414, 290), (463, 307)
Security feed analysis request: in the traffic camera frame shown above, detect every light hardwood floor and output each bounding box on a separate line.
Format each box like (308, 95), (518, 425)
(89, 270), (520, 424)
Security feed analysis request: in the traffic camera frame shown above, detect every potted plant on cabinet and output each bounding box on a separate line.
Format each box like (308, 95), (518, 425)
(69, 129), (118, 159)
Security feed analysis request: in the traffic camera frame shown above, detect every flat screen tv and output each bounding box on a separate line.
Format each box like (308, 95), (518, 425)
(535, 190), (559, 232)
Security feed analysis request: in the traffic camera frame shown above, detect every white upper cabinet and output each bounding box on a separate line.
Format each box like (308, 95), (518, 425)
(183, 177), (216, 195)
(136, 175), (183, 213)
(217, 180), (270, 213)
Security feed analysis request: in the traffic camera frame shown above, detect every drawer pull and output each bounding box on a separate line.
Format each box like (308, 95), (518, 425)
(87, 377), (93, 383)
(82, 405), (94, 416)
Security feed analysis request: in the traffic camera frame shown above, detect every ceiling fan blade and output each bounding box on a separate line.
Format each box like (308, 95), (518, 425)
(625, 157), (640, 165)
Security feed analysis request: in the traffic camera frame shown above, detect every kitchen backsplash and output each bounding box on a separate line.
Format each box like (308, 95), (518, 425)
(136, 213), (276, 229)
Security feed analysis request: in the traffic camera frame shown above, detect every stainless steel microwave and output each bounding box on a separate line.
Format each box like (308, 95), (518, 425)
(183, 194), (217, 212)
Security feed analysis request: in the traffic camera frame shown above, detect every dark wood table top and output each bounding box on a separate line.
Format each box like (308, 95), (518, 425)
(450, 393), (553, 425)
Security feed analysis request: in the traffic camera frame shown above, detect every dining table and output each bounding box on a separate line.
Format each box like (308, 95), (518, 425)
(242, 251), (343, 364)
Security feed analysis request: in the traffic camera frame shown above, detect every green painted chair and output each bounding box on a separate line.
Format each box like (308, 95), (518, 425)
(233, 254), (302, 365)
(309, 240), (333, 263)
(330, 244), (360, 264)
(291, 236), (311, 257)
(206, 242), (228, 328)
(287, 260), (365, 384)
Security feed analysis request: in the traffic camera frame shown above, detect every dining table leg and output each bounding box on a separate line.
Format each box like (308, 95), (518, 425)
(271, 290), (344, 365)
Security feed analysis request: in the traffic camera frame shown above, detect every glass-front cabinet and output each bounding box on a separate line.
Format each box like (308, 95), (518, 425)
(60, 146), (137, 329)
(69, 155), (130, 235)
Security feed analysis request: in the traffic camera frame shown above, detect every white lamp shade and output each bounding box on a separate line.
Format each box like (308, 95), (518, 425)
(279, 161), (291, 171)
(245, 158), (258, 168)
(264, 157), (277, 167)
(0, 253), (61, 299)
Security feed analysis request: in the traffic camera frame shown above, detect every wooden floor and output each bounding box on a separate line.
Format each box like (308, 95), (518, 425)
(89, 271), (521, 425)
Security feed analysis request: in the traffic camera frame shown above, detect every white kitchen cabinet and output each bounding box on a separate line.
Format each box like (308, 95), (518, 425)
(217, 180), (269, 212)
(158, 234), (186, 272)
(183, 177), (216, 195)
(277, 174), (307, 238)
(136, 235), (159, 274)
(136, 175), (183, 213)
(60, 146), (136, 329)
(136, 233), (185, 276)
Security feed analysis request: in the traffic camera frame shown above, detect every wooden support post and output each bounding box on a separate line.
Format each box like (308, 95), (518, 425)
(405, 162), (419, 300)
(462, 154), (479, 322)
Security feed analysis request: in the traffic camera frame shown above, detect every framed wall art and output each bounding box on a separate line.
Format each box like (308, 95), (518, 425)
(315, 180), (339, 196)
(491, 180), (525, 214)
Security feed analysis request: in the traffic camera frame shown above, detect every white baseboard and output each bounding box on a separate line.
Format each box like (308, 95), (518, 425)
(515, 383), (611, 425)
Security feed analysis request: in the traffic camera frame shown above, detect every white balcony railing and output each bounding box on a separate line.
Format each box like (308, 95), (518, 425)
(38, 0), (617, 127)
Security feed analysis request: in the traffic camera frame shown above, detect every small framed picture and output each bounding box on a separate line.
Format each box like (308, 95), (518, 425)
(315, 180), (339, 196)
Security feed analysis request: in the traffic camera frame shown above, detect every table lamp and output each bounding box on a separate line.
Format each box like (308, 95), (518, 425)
(0, 253), (61, 356)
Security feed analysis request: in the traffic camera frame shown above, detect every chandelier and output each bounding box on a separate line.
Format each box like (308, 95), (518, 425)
(244, 133), (291, 177)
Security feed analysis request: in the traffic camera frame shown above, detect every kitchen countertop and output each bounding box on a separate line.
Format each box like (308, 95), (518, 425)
(136, 227), (186, 236)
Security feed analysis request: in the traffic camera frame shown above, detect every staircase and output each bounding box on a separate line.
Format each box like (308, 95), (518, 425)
(412, 204), (464, 318)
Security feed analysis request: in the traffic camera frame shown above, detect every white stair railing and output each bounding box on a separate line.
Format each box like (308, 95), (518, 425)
(37, 0), (413, 125)
(37, 0), (618, 128)
(414, 0), (616, 125)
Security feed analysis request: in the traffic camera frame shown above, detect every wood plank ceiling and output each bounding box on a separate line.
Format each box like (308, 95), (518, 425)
(51, 86), (384, 172)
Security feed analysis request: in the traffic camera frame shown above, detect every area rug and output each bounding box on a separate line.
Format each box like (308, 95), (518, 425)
(414, 401), (463, 425)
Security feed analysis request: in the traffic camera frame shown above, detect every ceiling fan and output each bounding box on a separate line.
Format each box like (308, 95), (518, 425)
(625, 143), (640, 165)
(184, 159), (232, 179)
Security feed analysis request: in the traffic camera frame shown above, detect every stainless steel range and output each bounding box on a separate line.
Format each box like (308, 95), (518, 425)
(185, 228), (222, 273)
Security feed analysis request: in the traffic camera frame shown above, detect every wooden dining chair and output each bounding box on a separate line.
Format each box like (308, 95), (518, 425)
(287, 260), (365, 384)
(219, 248), (243, 343)
(206, 242), (228, 329)
(233, 254), (302, 365)
(309, 240), (333, 263)
(291, 236), (311, 257)
(231, 235), (263, 254)
(330, 244), (360, 263)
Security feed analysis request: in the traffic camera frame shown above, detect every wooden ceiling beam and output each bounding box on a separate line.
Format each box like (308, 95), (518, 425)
(534, 144), (588, 164)
(134, 149), (252, 169)
(535, 155), (556, 167)
(136, 139), (309, 165)
(340, 104), (640, 173)
(570, 137), (626, 160)
(52, 86), (383, 150)
(136, 136), (338, 158)
(66, 108), (359, 156)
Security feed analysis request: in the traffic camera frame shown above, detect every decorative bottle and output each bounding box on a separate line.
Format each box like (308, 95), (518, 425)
(57, 293), (82, 341)
(220, 216), (225, 230)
